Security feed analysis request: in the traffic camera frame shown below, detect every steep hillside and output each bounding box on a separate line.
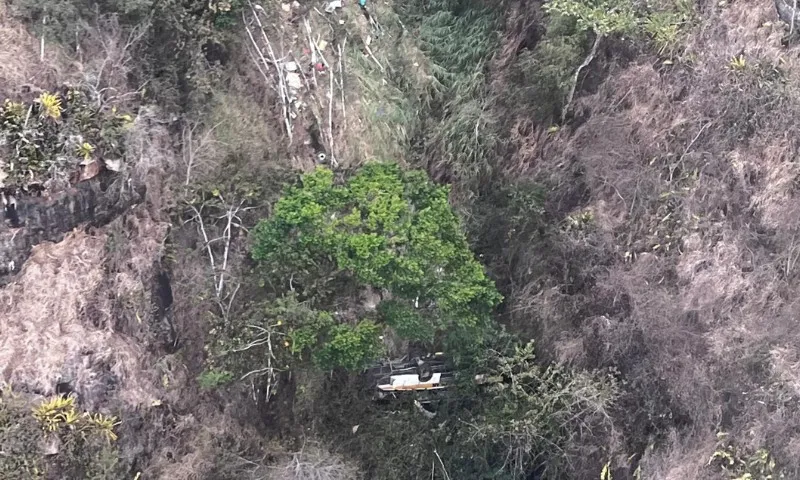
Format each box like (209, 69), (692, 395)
(2, 0), (800, 478)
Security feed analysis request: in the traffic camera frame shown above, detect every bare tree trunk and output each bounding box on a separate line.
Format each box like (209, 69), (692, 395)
(561, 33), (603, 124)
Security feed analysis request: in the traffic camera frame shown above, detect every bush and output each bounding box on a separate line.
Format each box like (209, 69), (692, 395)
(505, 14), (588, 123)
(318, 339), (618, 480)
(0, 88), (132, 188)
(466, 342), (618, 478)
(394, 0), (502, 182)
(251, 163), (502, 357)
(9, 0), (241, 46)
(0, 389), (124, 479)
(710, 433), (784, 480)
(9, 0), (243, 113)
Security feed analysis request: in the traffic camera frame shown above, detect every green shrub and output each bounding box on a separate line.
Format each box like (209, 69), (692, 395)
(197, 369), (235, 390)
(506, 15), (588, 124)
(468, 342), (618, 478)
(251, 163), (502, 349)
(544, 0), (638, 36)
(394, 0), (502, 182)
(0, 390), (124, 479)
(377, 299), (435, 343)
(9, 0), (240, 46)
(710, 433), (784, 480)
(322, 339), (618, 480)
(207, 163), (501, 376)
(0, 89), (132, 187)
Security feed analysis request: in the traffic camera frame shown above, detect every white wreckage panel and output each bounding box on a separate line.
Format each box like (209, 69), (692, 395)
(377, 373), (445, 391)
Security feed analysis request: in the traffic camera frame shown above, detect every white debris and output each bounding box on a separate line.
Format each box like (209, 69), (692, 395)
(283, 61), (298, 72)
(286, 72), (303, 90)
(324, 0), (342, 13)
(103, 158), (123, 172)
(281, 3), (291, 12)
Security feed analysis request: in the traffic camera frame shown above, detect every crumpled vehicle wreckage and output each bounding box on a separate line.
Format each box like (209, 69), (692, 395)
(368, 353), (455, 406)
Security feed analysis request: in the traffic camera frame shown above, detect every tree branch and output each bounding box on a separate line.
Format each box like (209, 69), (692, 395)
(561, 33), (603, 124)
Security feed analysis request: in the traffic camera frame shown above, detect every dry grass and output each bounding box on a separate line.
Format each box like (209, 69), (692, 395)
(494, 0), (800, 476)
(0, 229), (160, 409)
(0, 1), (68, 99)
(268, 444), (362, 480)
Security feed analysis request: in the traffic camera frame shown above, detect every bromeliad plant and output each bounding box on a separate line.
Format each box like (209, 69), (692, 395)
(0, 89), (133, 188)
(33, 395), (119, 443)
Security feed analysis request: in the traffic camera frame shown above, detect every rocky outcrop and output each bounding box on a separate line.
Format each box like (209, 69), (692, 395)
(0, 173), (145, 276)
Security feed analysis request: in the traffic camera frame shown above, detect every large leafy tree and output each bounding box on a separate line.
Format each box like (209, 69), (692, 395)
(250, 162), (502, 368)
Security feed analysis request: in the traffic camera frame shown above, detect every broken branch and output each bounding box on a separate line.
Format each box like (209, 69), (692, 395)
(561, 33), (602, 124)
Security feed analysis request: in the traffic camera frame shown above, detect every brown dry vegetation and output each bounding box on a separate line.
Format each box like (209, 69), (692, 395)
(7, 0), (800, 477)
(486, 0), (800, 477)
(0, 3), (65, 99)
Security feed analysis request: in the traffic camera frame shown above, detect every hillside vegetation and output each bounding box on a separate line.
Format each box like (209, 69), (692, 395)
(1, 0), (800, 478)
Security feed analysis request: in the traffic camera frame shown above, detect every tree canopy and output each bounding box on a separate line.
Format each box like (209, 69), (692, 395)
(250, 162), (502, 368)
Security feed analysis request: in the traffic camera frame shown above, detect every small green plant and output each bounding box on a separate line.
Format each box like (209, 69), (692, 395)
(601, 461), (613, 480)
(544, 0), (638, 36)
(77, 142), (95, 161)
(0, 390), (125, 478)
(0, 89), (131, 187)
(37, 92), (62, 120)
(545, 0), (695, 56)
(197, 369), (235, 389)
(729, 54), (747, 71)
(33, 395), (119, 442)
(709, 432), (784, 480)
(32, 395), (80, 433)
(564, 209), (595, 232)
(644, 11), (682, 56)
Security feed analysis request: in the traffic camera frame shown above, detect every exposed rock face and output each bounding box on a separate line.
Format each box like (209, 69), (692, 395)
(0, 173), (145, 276)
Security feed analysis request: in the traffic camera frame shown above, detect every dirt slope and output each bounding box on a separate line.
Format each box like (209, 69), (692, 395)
(499, 0), (800, 476)
(0, 224), (163, 409)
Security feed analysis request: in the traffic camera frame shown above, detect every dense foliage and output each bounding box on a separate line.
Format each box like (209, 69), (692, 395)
(0, 89), (132, 187)
(198, 162), (619, 479)
(316, 339), (617, 480)
(0, 391), (123, 479)
(249, 162), (502, 366)
(9, 0), (793, 477)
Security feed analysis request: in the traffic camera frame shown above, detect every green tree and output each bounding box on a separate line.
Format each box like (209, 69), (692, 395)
(249, 162), (502, 368)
